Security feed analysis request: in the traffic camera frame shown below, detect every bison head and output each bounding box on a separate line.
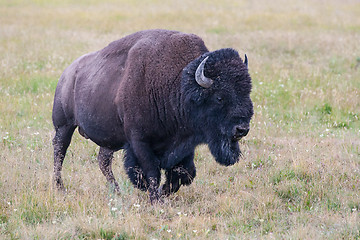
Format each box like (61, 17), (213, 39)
(182, 48), (253, 166)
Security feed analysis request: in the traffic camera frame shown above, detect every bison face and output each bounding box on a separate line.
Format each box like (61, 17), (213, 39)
(182, 48), (253, 166)
(205, 92), (253, 166)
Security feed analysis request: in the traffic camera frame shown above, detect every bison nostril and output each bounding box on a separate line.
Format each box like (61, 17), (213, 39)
(233, 126), (249, 140)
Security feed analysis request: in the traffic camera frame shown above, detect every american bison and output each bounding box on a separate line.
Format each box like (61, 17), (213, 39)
(52, 29), (253, 203)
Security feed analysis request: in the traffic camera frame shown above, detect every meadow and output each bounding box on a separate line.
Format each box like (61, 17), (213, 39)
(0, 0), (359, 239)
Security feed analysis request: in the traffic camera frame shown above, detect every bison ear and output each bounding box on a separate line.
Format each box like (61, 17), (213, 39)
(244, 54), (248, 68)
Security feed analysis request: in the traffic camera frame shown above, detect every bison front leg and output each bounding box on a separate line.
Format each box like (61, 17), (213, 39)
(98, 147), (120, 193)
(124, 145), (148, 191)
(161, 154), (196, 196)
(128, 141), (161, 204)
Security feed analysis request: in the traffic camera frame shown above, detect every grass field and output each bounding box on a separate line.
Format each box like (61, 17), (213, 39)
(1, 0), (360, 239)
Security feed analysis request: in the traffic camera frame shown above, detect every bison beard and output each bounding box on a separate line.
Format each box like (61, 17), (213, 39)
(209, 138), (241, 166)
(52, 29), (253, 204)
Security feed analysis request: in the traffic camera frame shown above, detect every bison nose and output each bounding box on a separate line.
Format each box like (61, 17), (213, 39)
(232, 126), (249, 141)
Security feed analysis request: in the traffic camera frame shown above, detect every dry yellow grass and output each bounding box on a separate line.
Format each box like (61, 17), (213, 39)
(0, 0), (359, 239)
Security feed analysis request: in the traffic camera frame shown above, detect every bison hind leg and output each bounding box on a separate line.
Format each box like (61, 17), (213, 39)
(123, 146), (148, 191)
(53, 124), (76, 191)
(98, 147), (121, 193)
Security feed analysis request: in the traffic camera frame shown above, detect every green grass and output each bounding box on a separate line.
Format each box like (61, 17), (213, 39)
(1, 0), (360, 239)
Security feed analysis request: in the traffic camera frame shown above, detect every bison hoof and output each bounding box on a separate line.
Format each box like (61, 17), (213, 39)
(158, 185), (169, 197)
(54, 178), (66, 191)
(107, 182), (121, 194)
(159, 184), (171, 197)
(149, 187), (163, 205)
(150, 194), (164, 205)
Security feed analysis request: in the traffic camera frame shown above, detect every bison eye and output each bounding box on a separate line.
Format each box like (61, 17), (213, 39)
(214, 95), (226, 105)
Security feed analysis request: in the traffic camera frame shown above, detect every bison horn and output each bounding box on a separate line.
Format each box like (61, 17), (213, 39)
(195, 56), (213, 88)
(244, 54), (248, 68)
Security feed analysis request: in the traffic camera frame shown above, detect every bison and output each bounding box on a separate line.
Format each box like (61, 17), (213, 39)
(52, 29), (253, 203)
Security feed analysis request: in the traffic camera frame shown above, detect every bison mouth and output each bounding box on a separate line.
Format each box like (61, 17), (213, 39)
(208, 136), (241, 166)
(231, 135), (242, 142)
